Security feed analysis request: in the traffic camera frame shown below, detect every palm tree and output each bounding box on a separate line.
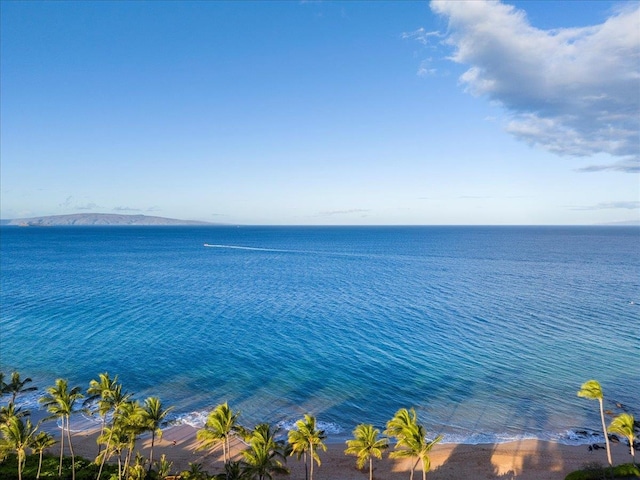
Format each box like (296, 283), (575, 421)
(385, 408), (442, 480)
(0, 402), (28, 425)
(394, 424), (442, 480)
(345, 424), (389, 480)
(39, 378), (84, 480)
(142, 396), (173, 472)
(156, 453), (174, 479)
(196, 402), (243, 464)
(97, 424), (128, 480)
(31, 431), (56, 479)
(86, 372), (120, 453)
(4, 372), (37, 405)
(0, 415), (38, 480)
(118, 400), (148, 476)
(288, 414), (326, 480)
(608, 413), (636, 464)
(385, 408), (419, 480)
(96, 383), (132, 480)
(241, 423), (289, 480)
(578, 380), (612, 467)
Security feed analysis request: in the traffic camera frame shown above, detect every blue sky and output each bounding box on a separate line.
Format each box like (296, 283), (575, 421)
(1, 0), (638, 225)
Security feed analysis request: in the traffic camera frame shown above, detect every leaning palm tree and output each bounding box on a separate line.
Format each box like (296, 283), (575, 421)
(345, 424), (389, 480)
(0, 402), (28, 425)
(39, 378), (84, 480)
(4, 372), (37, 405)
(393, 423), (442, 480)
(288, 414), (326, 480)
(86, 372), (120, 453)
(31, 430), (56, 479)
(196, 402), (243, 464)
(578, 380), (612, 467)
(385, 408), (419, 480)
(0, 415), (38, 480)
(97, 423), (128, 480)
(241, 423), (289, 480)
(608, 413), (636, 464)
(142, 396), (173, 472)
(385, 408), (442, 480)
(96, 383), (132, 480)
(117, 400), (148, 476)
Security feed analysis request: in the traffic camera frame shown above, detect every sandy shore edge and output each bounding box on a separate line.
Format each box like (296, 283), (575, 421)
(61, 423), (634, 480)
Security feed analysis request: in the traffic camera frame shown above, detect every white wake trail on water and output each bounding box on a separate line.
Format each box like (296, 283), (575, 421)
(203, 244), (299, 254)
(203, 243), (371, 258)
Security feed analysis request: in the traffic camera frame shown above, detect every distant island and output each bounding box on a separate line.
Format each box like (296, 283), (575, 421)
(0, 213), (214, 226)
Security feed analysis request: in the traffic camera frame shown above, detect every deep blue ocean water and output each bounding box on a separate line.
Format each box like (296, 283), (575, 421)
(1, 226), (639, 444)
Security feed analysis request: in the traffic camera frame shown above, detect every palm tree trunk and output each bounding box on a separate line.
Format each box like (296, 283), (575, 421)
(310, 444), (314, 480)
(97, 428), (115, 480)
(124, 443), (133, 476)
(410, 458), (419, 480)
(303, 452), (308, 480)
(598, 398), (613, 466)
(17, 453), (23, 480)
(148, 431), (156, 473)
(97, 417), (106, 456)
(369, 457), (373, 480)
(66, 414), (77, 480)
(59, 417), (65, 476)
(421, 457), (427, 480)
(37, 451), (43, 479)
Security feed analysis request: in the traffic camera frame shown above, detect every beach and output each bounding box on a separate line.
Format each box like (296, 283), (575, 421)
(67, 423), (633, 480)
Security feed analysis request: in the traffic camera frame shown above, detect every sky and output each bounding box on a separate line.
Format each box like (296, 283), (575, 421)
(1, 0), (639, 225)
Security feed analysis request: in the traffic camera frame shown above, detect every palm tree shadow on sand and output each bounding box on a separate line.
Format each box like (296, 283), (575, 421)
(428, 397), (568, 479)
(429, 443), (517, 480)
(428, 439), (569, 480)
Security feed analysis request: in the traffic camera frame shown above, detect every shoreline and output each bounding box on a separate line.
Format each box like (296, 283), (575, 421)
(61, 423), (634, 480)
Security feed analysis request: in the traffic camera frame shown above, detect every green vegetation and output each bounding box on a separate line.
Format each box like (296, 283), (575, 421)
(385, 408), (442, 480)
(564, 462), (640, 480)
(578, 380), (613, 467)
(608, 413), (637, 464)
(39, 378), (84, 480)
(344, 424), (389, 480)
(0, 453), (119, 480)
(196, 402), (244, 465)
(2, 370), (638, 480)
(287, 414), (326, 480)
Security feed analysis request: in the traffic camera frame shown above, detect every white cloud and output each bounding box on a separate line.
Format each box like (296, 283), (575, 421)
(317, 209), (371, 216)
(401, 27), (442, 45)
(77, 203), (100, 210)
(571, 200), (640, 211)
(429, 0), (640, 168)
(113, 206), (141, 212)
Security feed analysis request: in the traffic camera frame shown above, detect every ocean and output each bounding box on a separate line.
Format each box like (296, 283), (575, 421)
(1, 226), (638, 445)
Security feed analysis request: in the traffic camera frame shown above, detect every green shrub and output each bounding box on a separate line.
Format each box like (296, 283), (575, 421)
(0, 453), (119, 480)
(565, 463), (640, 480)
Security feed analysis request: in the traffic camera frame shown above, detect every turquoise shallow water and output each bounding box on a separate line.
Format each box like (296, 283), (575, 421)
(1, 226), (639, 444)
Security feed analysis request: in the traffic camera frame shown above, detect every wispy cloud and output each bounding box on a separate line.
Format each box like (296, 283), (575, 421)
(577, 157), (640, 173)
(401, 27), (442, 45)
(77, 203), (100, 210)
(59, 196), (73, 208)
(317, 209), (371, 216)
(429, 0), (640, 169)
(570, 201), (640, 211)
(113, 206), (141, 212)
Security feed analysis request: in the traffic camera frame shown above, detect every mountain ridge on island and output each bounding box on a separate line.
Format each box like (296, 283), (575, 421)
(1, 213), (215, 226)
